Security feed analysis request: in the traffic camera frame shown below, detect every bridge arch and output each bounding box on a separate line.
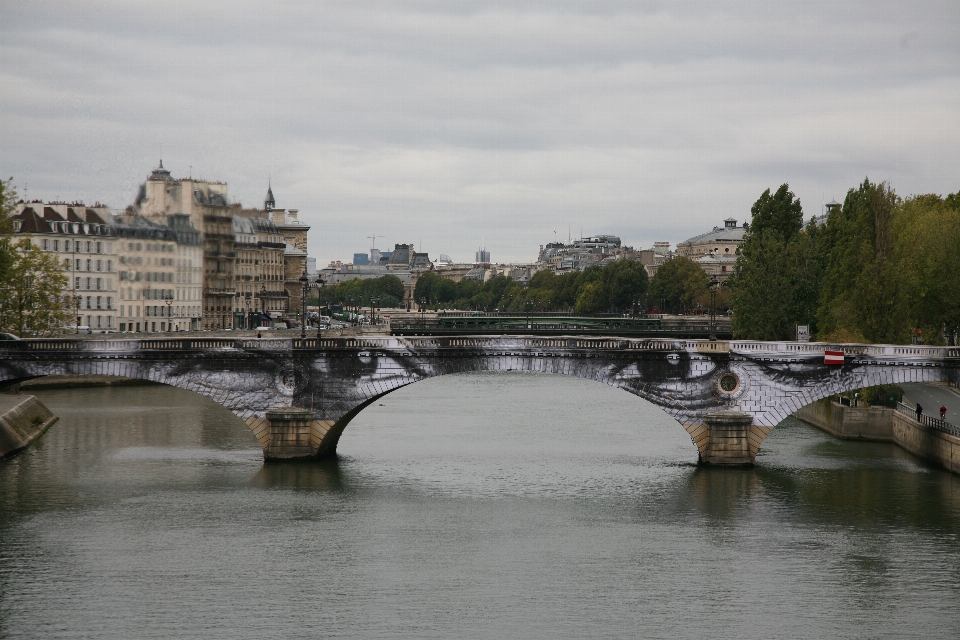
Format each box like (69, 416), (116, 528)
(3, 337), (957, 465)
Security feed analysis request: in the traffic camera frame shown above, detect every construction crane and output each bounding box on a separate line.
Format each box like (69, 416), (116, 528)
(367, 234), (385, 251)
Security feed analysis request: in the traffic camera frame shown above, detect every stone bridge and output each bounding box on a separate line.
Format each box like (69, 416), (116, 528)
(1, 335), (957, 465)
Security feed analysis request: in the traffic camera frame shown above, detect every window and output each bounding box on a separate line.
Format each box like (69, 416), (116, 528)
(41, 239), (49, 251)
(107, 260), (112, 272)
(96, 278), (102, 291)
(96, 296), (102, 310)
(96, 260), (102, 272)
(96, 242), (102, 254)
(85, 296), (92, 310)
(53, 240), (60, 251)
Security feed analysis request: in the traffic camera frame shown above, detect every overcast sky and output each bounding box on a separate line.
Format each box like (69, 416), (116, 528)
(2, 1), (958, 265)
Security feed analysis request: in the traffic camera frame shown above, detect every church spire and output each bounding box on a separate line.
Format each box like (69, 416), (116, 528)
(265, 179), (275, 211)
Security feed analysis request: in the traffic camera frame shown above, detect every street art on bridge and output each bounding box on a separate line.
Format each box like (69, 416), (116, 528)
(1, 336), (957, 465)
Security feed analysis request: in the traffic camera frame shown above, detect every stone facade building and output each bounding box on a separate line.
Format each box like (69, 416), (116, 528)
(113, 215), (178, 333)
(133, 165), (312, 329)
(11, 202), (118, 331)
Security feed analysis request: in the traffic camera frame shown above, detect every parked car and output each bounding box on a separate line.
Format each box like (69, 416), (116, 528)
(0, 332), (21, 340)
(254, 325), (272, 331)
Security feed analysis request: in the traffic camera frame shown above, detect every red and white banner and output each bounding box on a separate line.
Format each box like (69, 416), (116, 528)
(824, 350), (844, 365)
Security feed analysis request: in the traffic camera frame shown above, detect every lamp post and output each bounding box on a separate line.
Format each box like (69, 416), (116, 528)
(526, 298), (534, 329)
(260, 284), (267, 327)
(315, 274), (325, 338)
(299, 270), (310, 339)
(370, 296), (379, 325)
(708, 275), (719, 341)
(73, 294), (82, 334)
(165, 295), (173, 333)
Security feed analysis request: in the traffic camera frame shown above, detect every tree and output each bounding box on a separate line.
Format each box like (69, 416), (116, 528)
(728, 184), (823, 340)
(574, 281), (605, 313)
(748, 183), (804, 240)
(648, 257), (708, 314)
(816, 179), (903, 343)
(0, 239), (69, 336)
(602, 260), (648, 312)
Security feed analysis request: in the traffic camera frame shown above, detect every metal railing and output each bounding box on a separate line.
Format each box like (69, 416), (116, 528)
(896, 402), (960, 438)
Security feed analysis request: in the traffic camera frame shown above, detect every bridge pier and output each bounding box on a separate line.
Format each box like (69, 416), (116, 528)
(250, 409), (337, 461)
(698, 411), (757, 466)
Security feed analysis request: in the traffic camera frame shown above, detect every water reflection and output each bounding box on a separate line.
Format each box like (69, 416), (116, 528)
(252, 458), (346, 491)
(2, 376), (960, 639)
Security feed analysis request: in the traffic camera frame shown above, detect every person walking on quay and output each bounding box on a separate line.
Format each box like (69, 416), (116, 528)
(916, 403), (923, 422)
(941, 405), (948, 421)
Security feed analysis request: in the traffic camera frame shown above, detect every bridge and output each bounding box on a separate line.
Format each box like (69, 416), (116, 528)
(1, 335), (957, 465)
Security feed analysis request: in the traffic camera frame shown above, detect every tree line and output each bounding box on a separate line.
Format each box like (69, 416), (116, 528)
(730, 180), (960, 344)
(412, 259), (650, 313)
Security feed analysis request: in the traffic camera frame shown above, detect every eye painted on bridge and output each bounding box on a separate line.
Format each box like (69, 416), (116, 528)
(718, 372), (740, 394)
(666, 353), (680, 365)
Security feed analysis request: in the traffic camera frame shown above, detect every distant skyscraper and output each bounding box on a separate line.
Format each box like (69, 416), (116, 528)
(475, 245), (490, 264)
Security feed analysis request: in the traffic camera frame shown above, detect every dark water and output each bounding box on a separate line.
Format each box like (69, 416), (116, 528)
(2, 373), (960, 639)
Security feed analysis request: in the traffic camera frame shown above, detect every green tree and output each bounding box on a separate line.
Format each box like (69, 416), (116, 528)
(729, 184), (823, 340)
(0, 239), (69, 336)
(816, 179), (904, 343)
(648, 257), (708, 314)
(574, 281), (605, 313)
(748, 183), (804, 240)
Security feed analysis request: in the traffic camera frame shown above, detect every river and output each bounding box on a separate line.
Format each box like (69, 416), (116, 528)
(2, 372), (960, 639)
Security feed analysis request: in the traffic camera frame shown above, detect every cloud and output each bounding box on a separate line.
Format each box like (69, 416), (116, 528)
(2, 1), (959, 263)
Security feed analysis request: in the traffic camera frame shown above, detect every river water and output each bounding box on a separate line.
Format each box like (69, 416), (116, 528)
(2, 373), (960, 639)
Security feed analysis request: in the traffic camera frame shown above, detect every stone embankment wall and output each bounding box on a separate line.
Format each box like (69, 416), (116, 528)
(794, 399), (960, 474)
(0, 394), (58, 458)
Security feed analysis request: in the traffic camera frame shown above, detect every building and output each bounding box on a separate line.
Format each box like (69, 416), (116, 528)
(113, 215), (178, 333)
(133, 161), (238, 329)
(537, 235), (632, 273)
(676, 218), (747, 258)
(353, 253), (369, 266)
(132, 162), (312, 329)
(12, 202), (119, 332)
(164, 215), (203, 331)
(475, 246), (490, 264)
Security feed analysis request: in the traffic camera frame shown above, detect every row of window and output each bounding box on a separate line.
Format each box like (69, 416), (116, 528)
(74, 277), (112, 291)
(67, 258), (112, 272)
(71, 295), (113, 310)
(119, 271), (174, 283)
(41, 239), (106, 253)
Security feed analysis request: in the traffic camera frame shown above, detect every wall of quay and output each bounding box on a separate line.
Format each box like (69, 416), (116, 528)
(795, 399), (960, 474)
(0, 394), (58, 458)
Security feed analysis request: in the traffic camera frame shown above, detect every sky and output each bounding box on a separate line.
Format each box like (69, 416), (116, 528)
(2, 1), (959, 266)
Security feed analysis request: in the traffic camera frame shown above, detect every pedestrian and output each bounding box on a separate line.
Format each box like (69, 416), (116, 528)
(257, 331), (262, 339)
(940, 405), (948, 421)
(916, 403), (923, 422)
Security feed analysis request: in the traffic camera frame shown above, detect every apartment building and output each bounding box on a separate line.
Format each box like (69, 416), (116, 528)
(12, 202), (118, 331)
(113, 216), (178, 333)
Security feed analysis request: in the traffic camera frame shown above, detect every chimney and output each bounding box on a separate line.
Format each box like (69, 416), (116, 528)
(287, 209), (298, 221)
(271, 209), (285, 225)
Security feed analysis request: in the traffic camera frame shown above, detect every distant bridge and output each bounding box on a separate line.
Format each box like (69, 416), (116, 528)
(1, 335), (957, 465)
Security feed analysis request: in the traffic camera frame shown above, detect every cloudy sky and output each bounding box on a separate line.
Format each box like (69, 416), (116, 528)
(2, 1), (958, 265)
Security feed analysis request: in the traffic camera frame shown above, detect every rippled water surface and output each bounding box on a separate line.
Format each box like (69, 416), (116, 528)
(2, 373), (960, 639)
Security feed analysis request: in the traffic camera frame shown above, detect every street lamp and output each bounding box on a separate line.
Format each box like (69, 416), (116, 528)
(72, 294), (82, 334)
(370, 296), (379, 325)
(299, 270), (310, 339)
(526, 298), (534, 329)
(708, 275), (719, 341)
(260, 283), (267, 326)
(315, 274), (326, 338)
(165, 295), (173, 332)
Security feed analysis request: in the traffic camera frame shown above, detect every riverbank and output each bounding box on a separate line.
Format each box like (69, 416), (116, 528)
(794, 398), (960, 474)
(0, 393), (58, 458)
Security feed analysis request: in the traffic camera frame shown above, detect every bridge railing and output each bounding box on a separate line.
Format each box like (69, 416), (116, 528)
(896, 402), (960, 438)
